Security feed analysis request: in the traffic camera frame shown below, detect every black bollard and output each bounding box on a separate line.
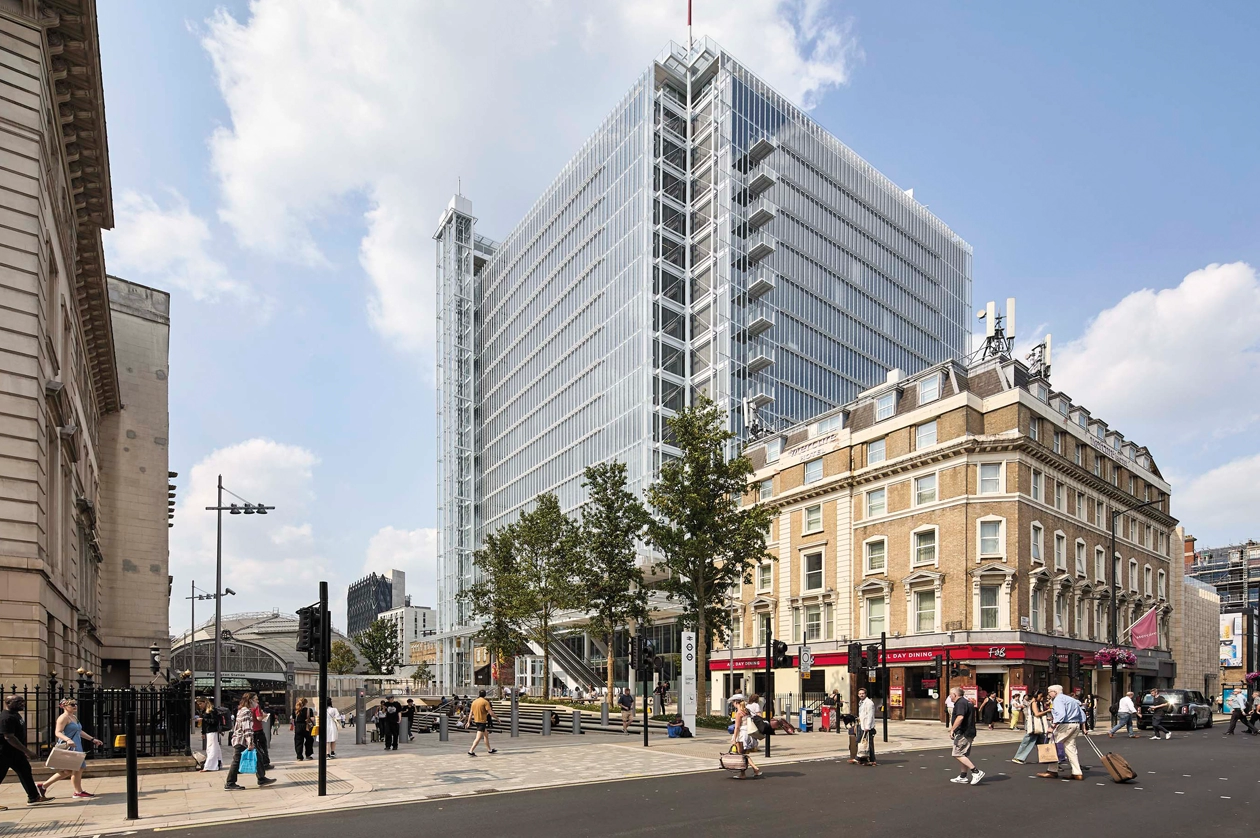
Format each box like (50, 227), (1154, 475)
(125, 707), (139, 820)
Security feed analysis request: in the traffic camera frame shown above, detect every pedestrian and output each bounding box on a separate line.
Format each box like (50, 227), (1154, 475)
(224, 693), (276, 791)
(944, 689), (956, 723)
(1082, 693), (1096, 731)
(270, 705), (281, 738)
(1011, 690), (1049, 764)
(946, 687), (984, 784)
(1223, 688), (1255, 735)
(856, 688), (877, 766)
(381, 694), (403, 750)
(1108, 691), (1140, 738)
(729, 699), (763, 779)
(467, 690), (497, 756)
(38, 698), (102, 799)
(403, 699), (417, 742)
(653, 680), (668, 716)
(1009, 691), (1026, 731)
(292, 697), (314, 760)
(250, 696), (271, 770)
(324, 699), (340, 757)
(978, 690), (998, 730)
(618, 687), (634, 734)
(1036, 685), (1086, 781)
(0, 694), (48, 806)
(200, 699), (224, 771)
(1147, 689), (1172, 740)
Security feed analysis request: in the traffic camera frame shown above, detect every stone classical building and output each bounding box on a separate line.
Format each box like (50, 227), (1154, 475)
(712, 328), (1177, 717)
(0, 1), (170, 687)
(1169, 528), (1220, 699)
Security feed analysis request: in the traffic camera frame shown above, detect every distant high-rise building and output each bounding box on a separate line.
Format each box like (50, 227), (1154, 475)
(435, 38), (973, 691)
(347, 570), (405, 637)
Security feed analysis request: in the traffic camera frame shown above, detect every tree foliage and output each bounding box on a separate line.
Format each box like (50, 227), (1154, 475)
(356, 617), (401, 676)
(645, 395), (774, 715)
(577, 461), (650, 701)
(328, 639), (359, 675)
(410, 660), (432, 692)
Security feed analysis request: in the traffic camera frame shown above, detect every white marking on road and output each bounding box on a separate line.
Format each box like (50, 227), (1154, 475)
(1221, 796), (1231, 799)
(1175, 792), (1184, 795)
(1220, 777), (1228, 780)
(1148, 771), (1156, 773)
(1096, 783), (1105, 786)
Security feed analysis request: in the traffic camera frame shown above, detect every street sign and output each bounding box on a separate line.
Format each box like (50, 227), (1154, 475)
(681, 631), (697, 733)
(799, 645), (813, 675)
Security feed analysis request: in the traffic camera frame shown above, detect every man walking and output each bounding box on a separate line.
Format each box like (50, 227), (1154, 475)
(653, 680), (668, 716)
(618, 688), (635, 734)
(0, 695), (48, 805)
(1224, 689), (1255, 735)
(1108, 691), (1140, 738)
(251, 699), (271, 771)
(857, 688), (877, 766)
(947, 687), (984, 785)
(381, 694), (403, 750)
(1147, 689), (1172, 740)
(466, 690), (497, 756)
(402, 699), (417, 742)
(1037, 684), (1086, 781)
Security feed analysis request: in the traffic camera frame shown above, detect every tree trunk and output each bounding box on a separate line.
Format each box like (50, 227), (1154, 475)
(605, 632), (615, 707)
(541, 616), (550, 700)
(697, 614), (708, 717)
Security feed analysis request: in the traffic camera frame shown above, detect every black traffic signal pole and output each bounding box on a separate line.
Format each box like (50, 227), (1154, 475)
(764, 618), (772, 759)
(642, 666), (649, 748)
(318, 581), (329, 797)
(943, 648), (951, 724)
(881, 632), (888, 743)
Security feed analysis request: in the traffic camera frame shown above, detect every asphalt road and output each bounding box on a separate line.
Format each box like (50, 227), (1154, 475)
(144, 729), (1259, 838)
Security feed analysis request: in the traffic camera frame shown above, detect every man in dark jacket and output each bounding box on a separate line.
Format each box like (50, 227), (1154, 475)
(0, 695), (47, 804)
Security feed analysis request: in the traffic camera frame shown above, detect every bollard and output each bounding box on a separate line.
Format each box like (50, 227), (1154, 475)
(355, 687), (366, 745)
(572, 709), (582, 736)
(125, 708), (138, 820)
(601, 701), (609, 727)
(438, 713), (449, 742)
(541, 708), (551, 736)
(510, 691), (519, 738)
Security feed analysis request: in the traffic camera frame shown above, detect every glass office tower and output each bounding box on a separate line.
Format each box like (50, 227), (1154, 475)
(435, 39), (972, 691)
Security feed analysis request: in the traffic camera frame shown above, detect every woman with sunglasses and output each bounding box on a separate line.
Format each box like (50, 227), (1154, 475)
(38, 699), (101, 799)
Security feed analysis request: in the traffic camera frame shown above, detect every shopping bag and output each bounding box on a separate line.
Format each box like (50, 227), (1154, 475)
(856, 733), (870, 762)
(310, 723), (320, 737)
(239, 748), (258, 775)
(1035, 743), (1059, 763)
(45, 743), (85, 772)
(719, 745), (749, 771)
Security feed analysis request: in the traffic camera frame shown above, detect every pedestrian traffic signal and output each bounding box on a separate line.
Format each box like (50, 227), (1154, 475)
(640, 640), (656, 674)
(930, 654), (942, 680)
(866, 643), (880, 670)
(628, 635), (641, 671)
(1069, 652), (1081, 682)
(652, 655), (665, 674)
(307, 605), (325, 663)
(847, 642), (864, 674)
(148, 644), (161, 675)
(771, 640), (791, 668)
(1048, 646), (1059, 678)
(296, 605), (314, 653)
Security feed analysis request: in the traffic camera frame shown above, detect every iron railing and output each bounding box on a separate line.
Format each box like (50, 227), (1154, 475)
(5, 681), (192, 759)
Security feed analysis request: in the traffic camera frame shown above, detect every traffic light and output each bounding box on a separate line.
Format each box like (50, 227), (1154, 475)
(1069, 652), (1081, 682)
(628, 635), (641, 671)
(771, 640), (791, 668)
(1048, 646), (1059, 679)
(641, 640), (656, 674)
(866, 643), (880, 670)
(930, 654), (942, 680)
(148, 644), (161, 675)
(307, 605), (325, 663)
(296, 606), (314, 653)
(652, 655), (665, 674)
(847, 642), (863, 674)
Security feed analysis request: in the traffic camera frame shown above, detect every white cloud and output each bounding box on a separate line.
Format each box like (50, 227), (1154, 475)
(1053, 262), (1260, 449)
(106, 190), (250, 302)
(201, 0), (859, 355)
(363, 526), (439, 611)
(1175, 454), (1260, 544)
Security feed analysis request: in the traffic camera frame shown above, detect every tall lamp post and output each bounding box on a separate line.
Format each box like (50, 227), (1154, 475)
(1108, 496), (1163, 711)
(206, 474), (275, 708)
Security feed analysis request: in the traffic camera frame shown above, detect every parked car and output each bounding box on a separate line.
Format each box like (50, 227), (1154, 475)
(1137, 689), (1213, 730)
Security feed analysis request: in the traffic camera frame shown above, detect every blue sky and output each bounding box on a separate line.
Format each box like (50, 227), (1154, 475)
(95, 2), (1260, 633)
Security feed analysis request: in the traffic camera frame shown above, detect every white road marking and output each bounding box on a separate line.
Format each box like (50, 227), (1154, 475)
(1175, 791), (1184, 795)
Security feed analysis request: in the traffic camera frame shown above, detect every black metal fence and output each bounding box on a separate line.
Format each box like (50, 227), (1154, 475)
(6, 681), (192, 759)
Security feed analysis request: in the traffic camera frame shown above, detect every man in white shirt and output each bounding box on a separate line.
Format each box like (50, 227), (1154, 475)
(1108, 691), (1139, 738)
(857, 689), (877, 766)
(1224, 689), (1256, 735)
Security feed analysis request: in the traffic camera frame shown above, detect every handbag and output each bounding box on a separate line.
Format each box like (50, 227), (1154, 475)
(311, 722), (320, 737)
(856, 733), (870, 761)
(238, 748), (258, 775)
(45, 742), (85, 772)
(1035, 742), (1059, 763)
(719, 744), (749, 772)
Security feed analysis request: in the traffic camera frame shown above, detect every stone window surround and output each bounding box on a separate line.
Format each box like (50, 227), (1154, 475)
(910, 523), (940, 569)
(970, 563), (1015, 631)
(857, 578), (893, 639)
(798, 543), (827, 594)
(902, 569), (944, 634)
(862, 534), (888, 576)
(976, 515), (1006, 562)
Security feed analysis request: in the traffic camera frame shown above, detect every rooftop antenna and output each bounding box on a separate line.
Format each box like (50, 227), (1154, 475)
(457, 176), (461, 196)
(688, 0), (693, 50)
(971, 297), (1016, 363)
(1027, 333), (1053, 380)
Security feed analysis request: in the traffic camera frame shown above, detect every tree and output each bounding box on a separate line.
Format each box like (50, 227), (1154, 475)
(646, 395), (774, 717)
(577, 461), (650, 702)
(328, 639), (359, 675)
(462, 526), (530, 690)
(357, 617), (401, 675)
(463, 493), (582, 699)
(410, 661), (432, 693)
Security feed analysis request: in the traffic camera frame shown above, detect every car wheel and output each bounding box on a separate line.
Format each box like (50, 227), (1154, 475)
(1189, 715), (1199, 731)
(1205, 714), (1214, 728)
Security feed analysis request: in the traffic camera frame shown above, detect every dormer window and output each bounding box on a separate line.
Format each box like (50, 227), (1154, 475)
(875, 392), (896, 421)
(766, 437), (782, 463)
(1057, 399), (1069, 416)
(918, 374), (940, 404)
(816, 414), (842, 435)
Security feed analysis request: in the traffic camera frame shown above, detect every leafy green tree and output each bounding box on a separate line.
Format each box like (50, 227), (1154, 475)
(462, 525), (530, 690)
(328, 639), (359, 675)
(577, 461), (650, 702)
(646, 395), (774, 716)
(463, 493), (582, 699)
(410, 661), (432, 693)
(356, 617), (401, 675)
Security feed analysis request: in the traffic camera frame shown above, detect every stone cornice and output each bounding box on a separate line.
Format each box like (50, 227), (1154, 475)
(40, 0), (119, 413)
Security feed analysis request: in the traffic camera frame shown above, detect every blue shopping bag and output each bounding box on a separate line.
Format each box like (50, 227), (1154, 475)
(239, 748), (258, 775)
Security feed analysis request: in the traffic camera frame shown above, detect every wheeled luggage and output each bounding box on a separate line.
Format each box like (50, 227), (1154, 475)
(1085, 732), (1135, 783)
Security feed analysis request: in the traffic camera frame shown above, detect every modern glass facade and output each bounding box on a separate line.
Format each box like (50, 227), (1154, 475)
(435, 39), (972, 692)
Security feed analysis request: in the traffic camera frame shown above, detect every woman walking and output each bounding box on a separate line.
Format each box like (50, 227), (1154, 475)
(324, 699), (340, 758)
(729, 699), (763, 780)
(978, 691), (998, 730)
(1011, 690), (1050, 764)
(200, 699), (223, 771)
(1082, 693), (1097, 732)
(224, 693), (276, 791)
(292, 698), (314, 761)
(38, 699), (101, 799)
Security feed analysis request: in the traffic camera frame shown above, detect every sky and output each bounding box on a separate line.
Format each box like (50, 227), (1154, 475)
(93, 1), (1260, 635)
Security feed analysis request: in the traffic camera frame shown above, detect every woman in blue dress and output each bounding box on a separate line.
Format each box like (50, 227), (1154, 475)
(39, 699), (102, 799)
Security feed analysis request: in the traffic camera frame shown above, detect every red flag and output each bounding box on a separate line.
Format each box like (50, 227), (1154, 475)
(1129, 607), (1159, 650)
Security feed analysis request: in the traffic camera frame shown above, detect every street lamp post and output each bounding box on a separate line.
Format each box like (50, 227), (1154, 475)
(1108, 496), (1163, 712)
(185, 582), (221, 752)
(206, 474), (274, 708)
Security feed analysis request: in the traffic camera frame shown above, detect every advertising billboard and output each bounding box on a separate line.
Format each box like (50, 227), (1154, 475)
(1220, 614), (1243, 668)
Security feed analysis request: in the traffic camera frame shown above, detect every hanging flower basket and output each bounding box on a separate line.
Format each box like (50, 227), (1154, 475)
(1094, 647), (1137, 667)
(1245, 672), (1260, 683)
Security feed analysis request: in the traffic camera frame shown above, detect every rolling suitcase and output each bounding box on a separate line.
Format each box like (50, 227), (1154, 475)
(1085, 732), (1135, 783)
